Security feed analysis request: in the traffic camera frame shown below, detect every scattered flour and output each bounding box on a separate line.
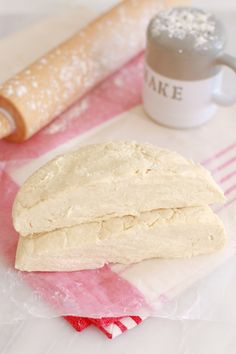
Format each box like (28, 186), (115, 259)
(16, 85), (27, 97)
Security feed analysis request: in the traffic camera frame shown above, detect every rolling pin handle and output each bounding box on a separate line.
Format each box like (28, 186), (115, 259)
(0, 111), (15, 139)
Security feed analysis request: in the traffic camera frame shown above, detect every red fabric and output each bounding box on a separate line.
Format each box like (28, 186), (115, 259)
(64, 316), (143, 339)
(130, 316), (143, 325)
(64, 316), (91, 332)
(114, 320), (127, 332)
(88, 317), (124, 327)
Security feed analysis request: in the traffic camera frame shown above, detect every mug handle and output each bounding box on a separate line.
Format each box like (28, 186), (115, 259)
(212, 53), (236, 106)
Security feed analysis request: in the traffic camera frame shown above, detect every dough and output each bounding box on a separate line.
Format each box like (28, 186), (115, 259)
(15, 206), (227, 271)
(13, 141), (224, 237)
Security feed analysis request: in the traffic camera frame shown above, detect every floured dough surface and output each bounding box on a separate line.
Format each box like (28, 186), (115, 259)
(15, 206), (227, 271)
(13, 141), (224, 236)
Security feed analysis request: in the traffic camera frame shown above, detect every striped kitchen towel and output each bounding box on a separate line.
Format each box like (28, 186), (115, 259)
(203, 141), (236, 210)
(64, 139), (236, 339)
(1, 51), (236, 334)
(64, 316), (147, 339)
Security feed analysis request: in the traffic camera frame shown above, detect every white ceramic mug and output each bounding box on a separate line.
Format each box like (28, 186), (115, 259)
(143, 7), (236, 129)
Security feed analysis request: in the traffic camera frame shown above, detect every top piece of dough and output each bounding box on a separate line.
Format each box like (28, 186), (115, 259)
(13, 141), (224, 236)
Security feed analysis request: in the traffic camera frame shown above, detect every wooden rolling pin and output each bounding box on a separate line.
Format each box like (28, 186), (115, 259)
(0, 0), (186, 142)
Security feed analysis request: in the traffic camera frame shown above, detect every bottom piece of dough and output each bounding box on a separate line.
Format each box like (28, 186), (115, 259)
(15, 206), (227, 272)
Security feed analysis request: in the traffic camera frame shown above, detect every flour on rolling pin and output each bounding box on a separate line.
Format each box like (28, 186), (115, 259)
(0, 0), (179, 142)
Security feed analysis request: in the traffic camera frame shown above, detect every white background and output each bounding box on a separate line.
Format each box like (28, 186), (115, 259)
(0, 0), (236, 14)
(1, 1), (236, 353)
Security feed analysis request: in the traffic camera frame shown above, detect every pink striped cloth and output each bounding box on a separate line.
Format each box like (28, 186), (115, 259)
(1, 52), (236, 338)
(64, 315), (146, 339)
(68, 136), (236, 338)
(202, 142), (236, 209)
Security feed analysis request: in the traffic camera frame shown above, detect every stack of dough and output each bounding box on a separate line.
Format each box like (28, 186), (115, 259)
(13, 141), (227, 272)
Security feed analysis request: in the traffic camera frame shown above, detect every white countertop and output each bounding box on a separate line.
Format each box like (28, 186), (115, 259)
(1, 1), (236, 353)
